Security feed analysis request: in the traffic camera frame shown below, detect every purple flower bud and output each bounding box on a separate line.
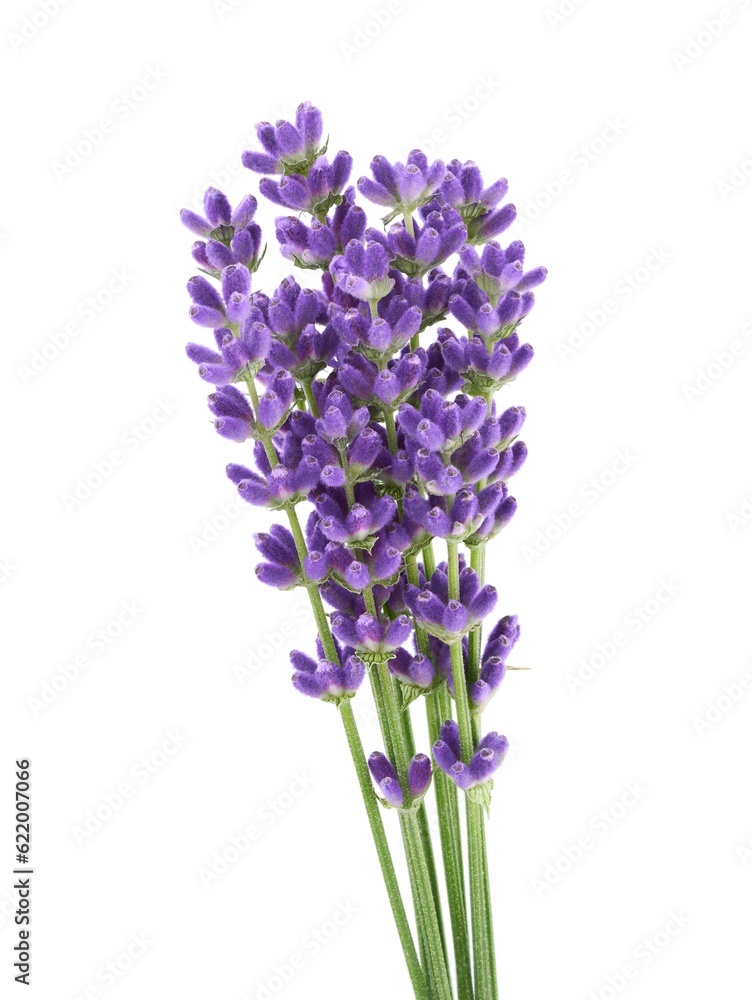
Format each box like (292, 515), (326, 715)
(257, 370), (295, 429)
(443, 600), (468, 634)
(469, 585), (498, 623)
(433, 721), (507, 790)
(348, 427), (382, 472)
(291, 648), (364, 703)
(368, 752), (404, 807)
(389, 649), (436, 689)
(408, 754), (433, 798)
(181, 209), (212, 237)
(433, 737), (460, 776)
(256, 563), (299, 589)
(304, 549), (330, 582)
(344, 560), (370, 591)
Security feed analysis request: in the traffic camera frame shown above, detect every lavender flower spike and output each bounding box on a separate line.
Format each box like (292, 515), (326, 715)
(432, 720), (509, 794)
(358, 150), (446, 222)
(330, 239), (395, 304)
(291, 649), (365, 704)
(368, 751), (433, 809)
(242, 102), (325, 176)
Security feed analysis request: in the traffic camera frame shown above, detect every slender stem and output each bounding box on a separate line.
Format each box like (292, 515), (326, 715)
(368, 659), (396, 763)
(429, 689), (475, 1000)
(468, 543), (487, 744)
(283, 494), (426, 996)
(376, 658), (411, 782)
(447, 541), (474, 763)
(339, 444), (356, 507)
(422, 539), (436, 579)
(285, 506), (342, 664)
(447, 540), (499, 997)
(399, 815), (431, 982)
(478, 812), (497, 995)
(467, 800), (496, 1000)
(301, 379), (319, 417)
(401, 811), (454, 1000)
(244, 376), (279, 470)
(339, 701), (427, 1000)
(395, 677), (449, 972)
(363, 582), (452, 997)
(383, 406), (399, 453)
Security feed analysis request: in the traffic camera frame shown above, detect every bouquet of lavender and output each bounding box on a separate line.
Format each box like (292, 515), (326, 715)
(181, 102), (545, 1000)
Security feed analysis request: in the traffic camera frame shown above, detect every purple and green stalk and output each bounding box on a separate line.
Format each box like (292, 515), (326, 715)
(181, 101), (545, 1000)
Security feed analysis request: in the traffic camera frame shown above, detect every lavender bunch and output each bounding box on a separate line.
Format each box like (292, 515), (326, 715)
(181, 102), (545, 1000)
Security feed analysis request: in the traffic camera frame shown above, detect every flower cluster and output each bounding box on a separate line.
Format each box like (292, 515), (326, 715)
(182, 101), (546, 1000)
(433, 721), (509, 793)
(181, 101), (544, 832)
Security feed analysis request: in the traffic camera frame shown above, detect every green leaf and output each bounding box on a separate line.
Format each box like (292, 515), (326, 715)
(467, 779), (494, 814)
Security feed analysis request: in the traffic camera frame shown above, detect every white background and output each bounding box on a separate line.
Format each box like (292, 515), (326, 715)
(2, 1), (751, 998)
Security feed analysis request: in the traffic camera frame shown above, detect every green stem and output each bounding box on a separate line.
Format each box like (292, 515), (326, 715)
(401, 811), (454, 1000)
(281, 489), (425, 996)
(301, 379), (319, 417)
(395, 677), (449, 973)
(244, 376), (279, 471)
(422, 539), (436, 579)
(447, 540), (498, 997)
(339, 701), (427, 1000)
(284, 506), (342, 664)
(467, 800), (496, 1000)
(429, 689), (475, 1000)
(364, 583), (451, 998)
(383, 406), (399, 453)
(478, 812), (497, 995)
(446, 541), (474, 763)
(468, 543), (487, 745)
